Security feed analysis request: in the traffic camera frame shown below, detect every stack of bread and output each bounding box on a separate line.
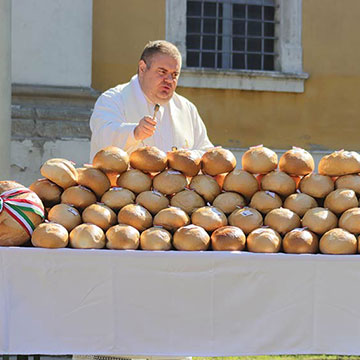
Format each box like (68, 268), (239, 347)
(3, 144), (360, 254)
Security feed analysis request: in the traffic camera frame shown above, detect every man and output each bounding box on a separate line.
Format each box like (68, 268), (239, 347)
(90, 40), (213, 160)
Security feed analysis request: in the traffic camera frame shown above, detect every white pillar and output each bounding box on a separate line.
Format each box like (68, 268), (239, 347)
(0, 0), (11, 180)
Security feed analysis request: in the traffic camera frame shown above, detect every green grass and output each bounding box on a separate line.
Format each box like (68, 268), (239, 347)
(194, 356), (360, 360)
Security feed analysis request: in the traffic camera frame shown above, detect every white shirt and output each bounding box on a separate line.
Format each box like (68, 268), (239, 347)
(89, 75), (213, 161)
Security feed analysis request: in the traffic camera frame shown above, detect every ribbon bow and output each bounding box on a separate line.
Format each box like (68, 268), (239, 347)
(0, 188), (45, 236)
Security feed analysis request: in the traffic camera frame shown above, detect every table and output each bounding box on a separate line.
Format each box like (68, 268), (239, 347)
(0, 247), (360, 357)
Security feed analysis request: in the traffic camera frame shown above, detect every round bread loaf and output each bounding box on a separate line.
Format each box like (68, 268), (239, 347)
(299, 173), (334, 198)
(283, 228), (319, 254)
(167, 149), (201, 177)
(130, 146), (167, 173)
(264, 208), (301, 235)
(170, 189), (205, 214)
(242, 145), (278, 174)
(191, 206), (227, 232)
(335, 174), (360, 195)
(324, 189), (358, 215)
(249, 190), (282, 214)
(70, 223), (105, 249)
(101, 187), (135, 212)
(77, 166), (111, 198)
(40, 158), (78, 188)
(228, 207), (263, 234)
(339, 208), (360, 234)
(279, 147), (314, 176)
(153, 206), (190, 232)
(302, 207), (338, 235)
(61, 185), (97, 211)
(173, 224), (210, 251)
(201, 147), (236, 175)
(283, 193), (318, 217)
(117, 169), (152, 194)
(260, 171), (296, 197)
(29, 178), (62, 207)
(223, 170), (259, 199)
(105, 224), (140, 250)
(117, 204), (152, 232)
(136, 190), (169, 215)
(47, 203), (82, 231)
(189, 174), (221, 203)
(212, 191), (246, 215)
(153, 169), (187, 195)
(0, 181), (45, 246)
(31, 222), (69, 248)
(92, 146), (129, 174)
(247, 227), (281, 253)
(140, 227), (172, 251)
(82, 203), (117, 231)
(320, 228), (357, 254)
(211, 226), (246, 251)
(318, 150), (360, 176)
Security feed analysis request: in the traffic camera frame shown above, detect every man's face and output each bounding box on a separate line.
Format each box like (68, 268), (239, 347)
(138, 53), (181, 105)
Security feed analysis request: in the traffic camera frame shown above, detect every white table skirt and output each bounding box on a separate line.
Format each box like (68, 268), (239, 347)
(0, 247), (360, 357)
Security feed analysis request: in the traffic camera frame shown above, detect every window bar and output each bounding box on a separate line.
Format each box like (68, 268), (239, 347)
(244, 3), (248, 69)
(261, 1), (265, 70)
(200, 0), (204, 67)
(215, 1), (219, 68)
(222, 1), (231, 69)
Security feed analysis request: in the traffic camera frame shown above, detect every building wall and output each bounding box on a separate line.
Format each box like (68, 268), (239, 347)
(92, 0), (360, 152)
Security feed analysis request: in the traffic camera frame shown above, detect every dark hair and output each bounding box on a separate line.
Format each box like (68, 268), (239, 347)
(140, 40), (182, 68)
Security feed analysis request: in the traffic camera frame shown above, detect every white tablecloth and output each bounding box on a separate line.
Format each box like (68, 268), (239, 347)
(0, 247), (360, 356)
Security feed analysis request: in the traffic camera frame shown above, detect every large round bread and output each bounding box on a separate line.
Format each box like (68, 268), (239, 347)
(247, 227), (281, 253)
(242, 145), (278, 174)
(101, 187), (135, 212)
(283, 228), (319, 254)
(302, 207), (338, 235)
(167, 149), (201, 177)
(117, 169), (152, 194)
(47, 203), (82, 231)
(249, 190), (282, 214)
(69, 223), (105, 249)
(189, 174), (221, 203)
(318, 150), (360, 176)
(61, 185), (97, 211)
(136, 190), (169, 215)
(324, 189), (358, 215)
(283, 193), (318, 217)
(92, 146), (129, 174)
(170, 189), (205, 214)
(223, 170), (259, 199)
(279, 147), (314, 176)
(117, 204), (152, 232)
(339, 208), (360, 234)
(211, 226), (246, 251)
(40, 158), (78, 189)
(130, 146), (167, 173)
(105, 224), (140, 250)
(191, 206), (227, 232)
(201, 147), (236, 175)
(212, 192), (246, 215)
(260, 171), (296, 197)
(140, 227), (172, 251)
(31, 222), (69, 248)
(335, 174), (360, 195)
(153, 207), (190, 232)
(299, 173), (334, 198)
(228, 207), (263, 234)
(77, 166), (111, 198)
(82, 203), (117, 231)
(153, 169), (187, 195)
(29, 178), (62, 207)
(173, 224), (210, 251)
(264, 208), (301, 235)
(0, 181), (45, 246)
(320, 228), (357, 254)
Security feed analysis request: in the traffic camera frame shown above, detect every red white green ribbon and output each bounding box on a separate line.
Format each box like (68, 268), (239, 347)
(0, 188), (45, 236)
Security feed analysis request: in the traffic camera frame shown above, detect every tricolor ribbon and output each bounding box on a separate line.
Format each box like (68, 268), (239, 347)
(0, 188), (45, 236)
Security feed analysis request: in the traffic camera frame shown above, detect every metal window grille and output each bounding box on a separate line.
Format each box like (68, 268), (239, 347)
(186, 0), (278, 71)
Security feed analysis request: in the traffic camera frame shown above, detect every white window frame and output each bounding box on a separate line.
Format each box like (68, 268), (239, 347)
(166, 0), (308, 93)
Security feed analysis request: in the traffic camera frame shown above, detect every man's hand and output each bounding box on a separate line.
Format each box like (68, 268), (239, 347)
(134, 116), (157, 141)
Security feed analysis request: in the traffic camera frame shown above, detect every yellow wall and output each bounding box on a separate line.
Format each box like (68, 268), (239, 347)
(92, 0), (360, 151)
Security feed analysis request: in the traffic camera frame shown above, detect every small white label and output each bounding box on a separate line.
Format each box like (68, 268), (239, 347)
(265, 191), (276, 198)
(241, 210), (253, 216)
(152, 190), (163, 196)
(168, 170), (182, 175)
(210, 207), (223, 216)
(291, 227), (308, 232)
(79, 185), (92, 192)
(112, 187), (123, 191)
(207, 202), (211, 206)
(250, 144), (263, 149)
(67, 207), (79, 216)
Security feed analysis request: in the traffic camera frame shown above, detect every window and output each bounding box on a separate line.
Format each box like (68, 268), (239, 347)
(166, 0), (308, 92)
